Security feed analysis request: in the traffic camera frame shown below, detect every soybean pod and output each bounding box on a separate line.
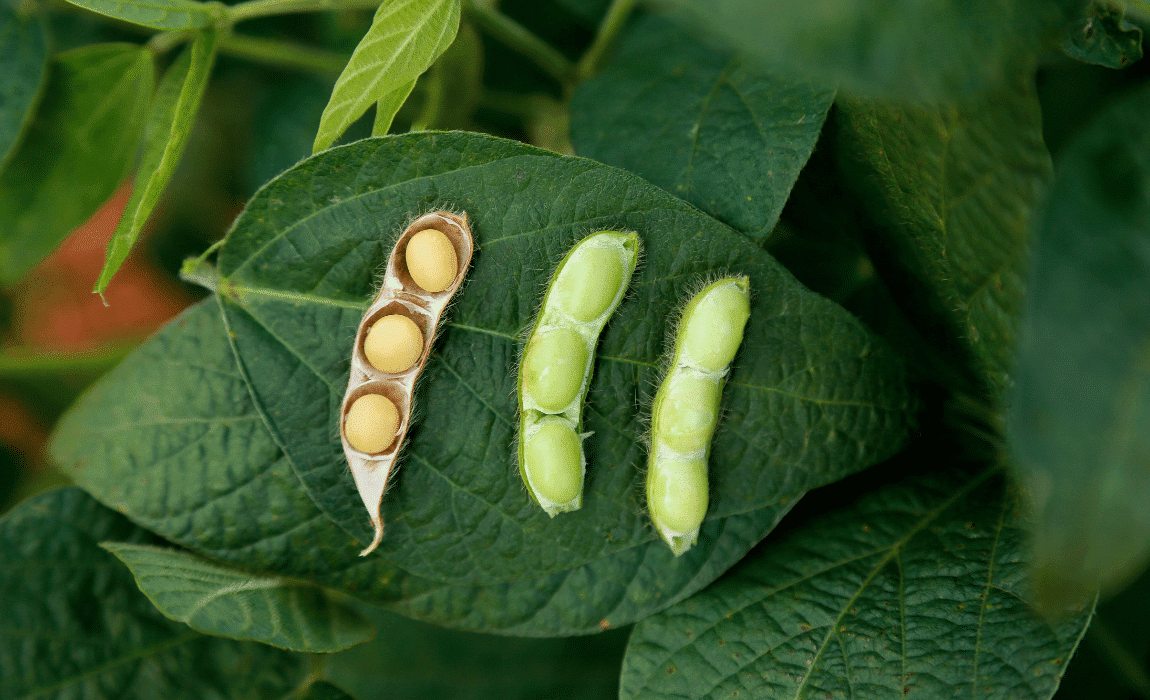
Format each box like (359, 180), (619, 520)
(647, 277), (750, 556)
(340, 211), (474, 556)
(518, 231), (640, 516)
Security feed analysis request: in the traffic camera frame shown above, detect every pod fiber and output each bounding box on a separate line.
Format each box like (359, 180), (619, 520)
(647, 277), (751, 556)
(518, 231), (640, 516)
(340, 211), (474, 556)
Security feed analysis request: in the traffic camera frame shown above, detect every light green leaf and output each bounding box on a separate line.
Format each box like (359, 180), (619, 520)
(102, 542), (375, 653)
(835, 71), (1052, 404)
(61, 0), (219, 30)
(1009, 81), (1150, 605)
(570, 13), (834, 243)
(1063, 1), (1143, 69)
(96, 27), (218, 296)
(0, 0), (50, 169)
(314, 0), (460, 151)
(0, 488), (310, 699)
(659, 0), (1074, 100)
(212, 131), (915, 585)
(620, 467), (1096, 700)
(0, 42), (153, 283)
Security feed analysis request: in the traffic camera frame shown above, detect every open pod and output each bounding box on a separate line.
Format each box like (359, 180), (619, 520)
(340, 211), (474, 555)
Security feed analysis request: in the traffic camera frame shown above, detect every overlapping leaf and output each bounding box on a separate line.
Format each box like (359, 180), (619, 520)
(0, 42), (153, 282)
(1008, 81), (1150, 604)
(0, 0), (49, 168)
(658, 0), (1073, 100)
(96, 27), (219, 295)
(50, 298), (800, 636)
(835, 72), (1052, 404)
(211, 131), (914, 585)
(0, 488), (309, 699)
(570, 13), (834, 244)
(61, 0), (218, 30)
(620, 467), (1095, 700)
(313, 0), (460, 151)
(104, 542), (375, 653)
(1063, 1), (1143, 69)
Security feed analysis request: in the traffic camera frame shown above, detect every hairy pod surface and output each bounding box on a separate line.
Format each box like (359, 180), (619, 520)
(518, 230), (640, 516)
(340, 211), (473, 556)
(647, 277), (750, 556)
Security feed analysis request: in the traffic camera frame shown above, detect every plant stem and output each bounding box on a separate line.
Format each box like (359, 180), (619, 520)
(221, 34), (348, 75)
(148, 28), (195, 53)
(464, 0), (575, 85)
(574, 0), (637, 82)
(228, 0), (380, 23)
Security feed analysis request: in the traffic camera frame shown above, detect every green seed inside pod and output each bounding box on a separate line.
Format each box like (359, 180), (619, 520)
(553, 242), (626, 323)
(364, 314), (424, 374)
(680, 280), (751, 372)
(646, 456), (709, 534)
(405, 228), (459, 292)
(654, 373), (721, 454)
(522, 327), (589, 413)
(524, 419), (582, 505)
(345, 393), (400, 454)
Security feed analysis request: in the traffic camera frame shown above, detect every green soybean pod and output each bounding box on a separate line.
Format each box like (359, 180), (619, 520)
(518, 230), (640, 516)
(647, 277), (750, 555)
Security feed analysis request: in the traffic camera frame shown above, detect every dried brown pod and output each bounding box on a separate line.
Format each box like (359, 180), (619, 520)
(340, 211), (474, 556)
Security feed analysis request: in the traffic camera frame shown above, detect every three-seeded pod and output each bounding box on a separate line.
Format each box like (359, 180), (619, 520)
(647, 277), (750, 556)
(340, 211), (473, 556)
(518, 231), (640, 516)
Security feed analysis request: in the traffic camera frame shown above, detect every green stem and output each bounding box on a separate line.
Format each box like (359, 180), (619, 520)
(221, 34), (348, 75)
(148, 28), (195, 53)
(464, 0), (575, 85)
(228, 0), (380, 23)
(0, 345), (133, 377)
(573, 0), (637, 82)
(410, 63), (445, 131)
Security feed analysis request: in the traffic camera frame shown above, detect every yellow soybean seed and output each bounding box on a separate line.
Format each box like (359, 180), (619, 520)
(522, 327), (590, 413)
(523, 419), (583, 505)
(517, 230), (640, 516)
(364, 314), (424, 374)
(647, 277), (750, 556)
(406, 228), (459, 292)
(345, 394), (400, 455)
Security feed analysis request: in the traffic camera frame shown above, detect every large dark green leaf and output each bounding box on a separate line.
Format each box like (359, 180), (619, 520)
(0, 43), (153, 283)
(103, 542), (375, 653)
(620, 467), (1095, 700)
(835, 72), (1052, 404)
(657, 0), (1072, 100)
(210, 131), (915, 586)
(50, 299), (796, 636)
(570, 13), (834, 244)
(0, 488), (309, 699)
(0, 0), (49, 169)
(1008, 81), (1150, 605)
(61, 0), (218, 30)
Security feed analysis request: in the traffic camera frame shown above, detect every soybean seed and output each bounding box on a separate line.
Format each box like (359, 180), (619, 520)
(345, 393), (399, 454)
(522, 327), (590, 413)
(553, 244), (625, 323)
(364, 314), (424, 374)
(406, 229), (459, 292)
(523, 418), (583, 505)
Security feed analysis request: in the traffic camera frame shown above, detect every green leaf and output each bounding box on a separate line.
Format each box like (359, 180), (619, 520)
(1008, 81), (1150, 605)
(1063, 1), (1143, 69)
(570, 13), (835, 244)
(835, 71), (1052, 405)
(0, 488), (310, 699)
(0, 43), (153, 283)
(0, 0), (50, 169)
(50, 299), (802, 636)
(213, 131), (916, 585)
(314, 0), (460, 152)
(103, 542), (375, 653)
(658, 0), (1074, 100)
(619, 467), (1096, 700)
(326, 605), (629, 699)
(95, 28), (218, 296)
(61, 0), (219, 30)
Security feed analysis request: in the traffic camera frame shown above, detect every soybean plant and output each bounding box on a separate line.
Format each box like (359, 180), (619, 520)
(647, 277), (750, 555)
(518, 231), (640, 515)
